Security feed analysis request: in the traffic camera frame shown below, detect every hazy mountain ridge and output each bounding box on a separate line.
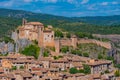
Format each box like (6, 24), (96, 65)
(0, 8), (120, 25)
(0, 8), (120, 38)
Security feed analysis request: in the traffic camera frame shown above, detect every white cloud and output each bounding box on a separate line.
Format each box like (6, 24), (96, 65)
(23, 0), (33, 3)
(0, 0), (14, 7)
(101, 2), (108, 6)
(87, 4), (97, 10)
(40, 0), (58, 3)
(112, 1), (118, 5)
(81, 0), (89, 4)
(23, 0), (39, 3)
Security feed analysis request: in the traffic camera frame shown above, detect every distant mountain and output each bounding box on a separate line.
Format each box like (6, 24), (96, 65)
(0, 8), (120, 25)
(0, 8), (120, 37)
(0, 8), (70, 21)
(72, 15), (120, 25)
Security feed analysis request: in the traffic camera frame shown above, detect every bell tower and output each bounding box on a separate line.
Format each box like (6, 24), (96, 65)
(22, 18), (27, 26)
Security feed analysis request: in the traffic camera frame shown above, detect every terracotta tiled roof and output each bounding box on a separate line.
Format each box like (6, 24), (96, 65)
(32, 72), (42, 76)
(71, 62), (83, 67)
(32, 67), (48, 73)
(87, 59), (112, 66)
(20, 72), (32, 78)
(39, 57), (53, 61)
(26, 22), (43, 26)
(0, 67), (4, 73)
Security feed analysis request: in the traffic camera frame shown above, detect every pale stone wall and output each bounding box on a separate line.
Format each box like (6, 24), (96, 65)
(60, 39), (72, 46)
(78, 39), (111, 49)
(55, 39), (60, 53)
(43, 31), (55, 47)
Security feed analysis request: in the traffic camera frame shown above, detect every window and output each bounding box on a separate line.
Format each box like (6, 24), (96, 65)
(51, 35), (53, 38)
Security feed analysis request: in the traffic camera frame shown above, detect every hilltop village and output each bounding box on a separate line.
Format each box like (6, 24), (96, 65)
(0, 19), (119, 80)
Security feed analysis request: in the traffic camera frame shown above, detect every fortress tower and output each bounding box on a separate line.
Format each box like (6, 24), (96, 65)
(71, 35), (77, 48)
(55, 39), (60, 53)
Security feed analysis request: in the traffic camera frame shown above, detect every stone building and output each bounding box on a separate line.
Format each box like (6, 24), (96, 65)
(18, 19), (54, 47)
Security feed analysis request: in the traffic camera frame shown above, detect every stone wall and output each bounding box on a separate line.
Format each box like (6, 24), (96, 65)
(77, 39), (111, 49)
(60, 39), (72, 46)
(0, 42), (14, 54)
(54, 38), (112, 53)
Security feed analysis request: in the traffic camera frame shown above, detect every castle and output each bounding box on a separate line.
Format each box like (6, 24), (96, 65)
(16, 19), (111, 54)
(18, 19), (55, 47)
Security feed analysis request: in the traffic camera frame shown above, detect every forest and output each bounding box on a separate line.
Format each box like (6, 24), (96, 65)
(0, 8), (120, 38)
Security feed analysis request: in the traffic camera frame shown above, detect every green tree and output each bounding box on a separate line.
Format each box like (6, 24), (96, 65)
(83, 52), (89, 57)
(115, 64), (120, 69)
(60, 46), (69, 53)
(115, 70), (120, 77)
(21, 44), (40, 59)
(104, 70), (109, 73)
(54, 56), (59, 60)
(69, 67), (79, 74)
(66, 32), (71, 38)
(20, 65), (24, 69)
(43, 50), (49, 57)
(79, 69), (84, 73)
(83, 64), (91, 74)
(1, 36), (14, 43)
(12, 66), (17, 70)
(75, 32), (93, 39)
(55, 29), (63, 38)
(98, 54), (103, 59)
(71, 50), (82, 56)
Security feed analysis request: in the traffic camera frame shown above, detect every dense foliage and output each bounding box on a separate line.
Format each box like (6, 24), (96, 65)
(21, 44), (40, 59)
(77, 43), (108, 59)
(43, 49), (49, 57)
(75, 32), (93, 38)
(0, 36), (14, 43)
(55, 29), (63, 38)
(0, 8), (120, 38)
(115, 70), (120, 77)
(69, 64), (91, 74)
(69, 67), (79, 74)
(60, 46), (69, 53)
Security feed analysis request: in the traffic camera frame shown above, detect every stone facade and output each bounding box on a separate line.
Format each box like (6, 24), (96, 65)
(18, 19), (55, 47)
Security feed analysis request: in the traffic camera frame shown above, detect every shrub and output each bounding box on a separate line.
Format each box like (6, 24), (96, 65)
(60, 46), (69, 53)
(71, 50), (82, 56)
(98, 54), (103, 59)
(104, 70), (109, 73)
(83, 64), (91, 74)
(55, 29), (63, 38)
(66, 32), (71, 38)
(21, 44), (40, 59)
(20, 65), (24, 69)
(69, 67), (79, 74)
(83, 52), (89, 57)
(115, 70), (120, 77)
(12, 66), (17, 70)
(43, 50), (49, 57)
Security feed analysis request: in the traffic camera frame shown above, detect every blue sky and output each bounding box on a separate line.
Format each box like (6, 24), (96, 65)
(0, 0), (120, 17)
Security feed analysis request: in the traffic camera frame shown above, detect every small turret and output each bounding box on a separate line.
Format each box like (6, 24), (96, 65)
(71, 35), (77, 48)
(22, 18), (27, 26)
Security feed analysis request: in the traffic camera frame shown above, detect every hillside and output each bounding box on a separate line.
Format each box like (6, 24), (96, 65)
(0, 8), (120, 25)
(0, 8), (120, 37)
(72, 15), (120, 25)
(57, 22), (120, 34)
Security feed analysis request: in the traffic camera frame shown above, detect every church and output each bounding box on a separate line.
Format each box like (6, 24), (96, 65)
(18, 19), (55, 47)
